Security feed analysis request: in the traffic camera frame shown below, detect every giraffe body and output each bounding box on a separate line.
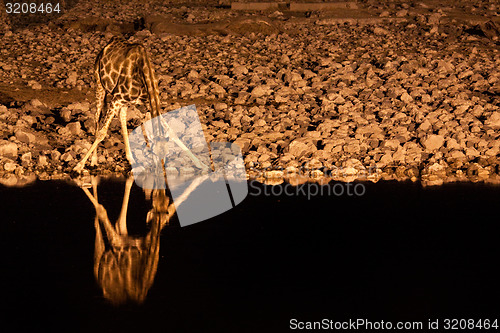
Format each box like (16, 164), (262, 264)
(74, 37), (162, 173)
(74, 36), (209, 173)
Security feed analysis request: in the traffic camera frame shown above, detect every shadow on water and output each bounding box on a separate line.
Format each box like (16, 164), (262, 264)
(1, 177), (499, 332)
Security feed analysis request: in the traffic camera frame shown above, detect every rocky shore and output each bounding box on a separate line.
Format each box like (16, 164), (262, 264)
(0, 0), (499, 186)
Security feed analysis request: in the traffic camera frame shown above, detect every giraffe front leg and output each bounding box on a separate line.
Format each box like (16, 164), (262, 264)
(74, 128), (107, 173)
(119, 106), (135, 166)
(116, 176), (134, 235)
(74, 103), (119, 173)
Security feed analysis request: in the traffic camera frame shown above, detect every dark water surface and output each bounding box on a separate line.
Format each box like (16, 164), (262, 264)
(2, 179), (499, 332)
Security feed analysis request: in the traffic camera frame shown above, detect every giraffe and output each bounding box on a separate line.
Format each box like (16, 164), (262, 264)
(74, 36), (208, 173)
(82, 176), (173, 304)
(81, 174), (207, 304)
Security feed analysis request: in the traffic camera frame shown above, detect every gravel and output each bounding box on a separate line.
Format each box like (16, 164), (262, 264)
(0, 0), (499, 186)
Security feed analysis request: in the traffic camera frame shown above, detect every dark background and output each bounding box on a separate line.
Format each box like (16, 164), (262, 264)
(1, 179), (499, 332)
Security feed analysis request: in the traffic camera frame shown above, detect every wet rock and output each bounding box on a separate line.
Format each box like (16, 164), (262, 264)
(340, 158), (366, 178)
(421, 162), (449, 186)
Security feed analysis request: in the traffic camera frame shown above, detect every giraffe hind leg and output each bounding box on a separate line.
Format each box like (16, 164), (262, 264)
(158, 116), (210, 171)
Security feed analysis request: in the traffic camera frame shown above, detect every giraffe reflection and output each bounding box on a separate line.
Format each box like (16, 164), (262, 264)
(82, 176), (175, 305)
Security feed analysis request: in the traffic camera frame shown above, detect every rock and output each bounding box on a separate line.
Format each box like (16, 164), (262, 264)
(51, 150), (61, 161)
(373, 27), (389, 35)
(38, 155), (48, 167)
(3, 162), (17, 172)
(436, 60), (455, 74)
(15, 130), (36, 145)
(332, 94), (346, 104)
(214, 102), (228, 111)
(251, 85), (272, 98)
(396, 9), (408, 17)
(234, 138), (251, 152)
(418, 119), (432, 132)
(28, 80), (42, 90)
(400, 91), (413, 103)
(341, 158), (366, 179)
(449, 150), (466, 160)
(446, 138), (461, 150)
(288, 139), (315, 158)
(379, 153), (393, 166)
(21, 152), (32, 166)
(187, 69), (199, 80)
(67, 102), (91, 114)
(343, 139), (361, 154)
(66, 122), (82, 136)
(485, 112), (500, 128)
(421, 94), (432, 103)
(467, 163), (490, 181)
(232, 65), (248, 76)
(384, 139), (400, 150)
(279, 54), (290, 64)
(422, 134), (445, 151)
(61, 152), (74, 162)
(428, 13), (441, 25)
(66, 71), (78, 86)
(0, 140), (18, 159)
(60, 109), (72, 122)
